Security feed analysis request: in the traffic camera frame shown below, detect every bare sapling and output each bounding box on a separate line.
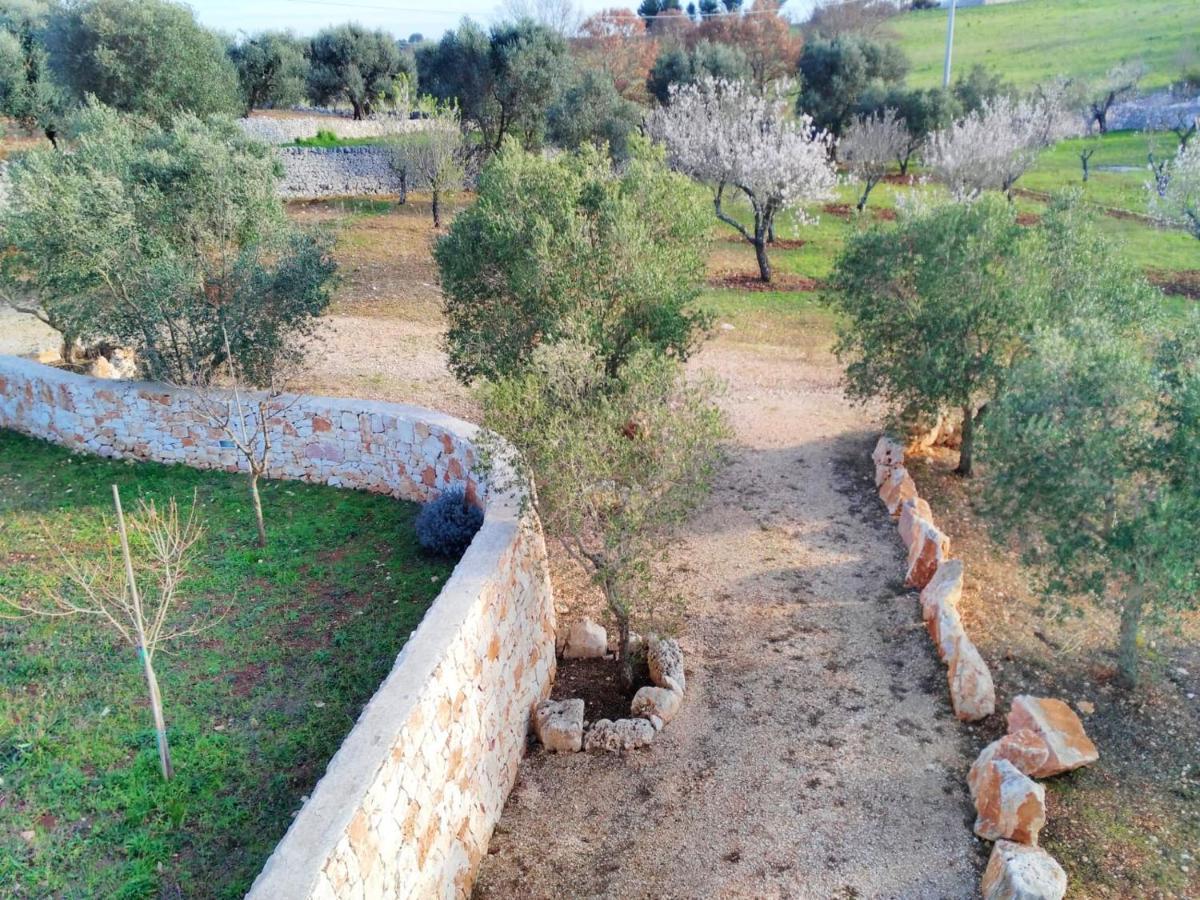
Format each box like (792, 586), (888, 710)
(1, 486), (215, 781)
(189, 327), (300, 547)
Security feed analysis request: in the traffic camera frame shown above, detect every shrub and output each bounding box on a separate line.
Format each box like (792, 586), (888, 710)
(415, 486), (484, 557)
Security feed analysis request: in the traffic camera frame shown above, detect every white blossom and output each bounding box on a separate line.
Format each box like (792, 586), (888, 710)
(648, 77), (836, 281)
(838, 108), (908, 211)
(1149, 140), (1200, 240)
(926, 94), (1077, 201)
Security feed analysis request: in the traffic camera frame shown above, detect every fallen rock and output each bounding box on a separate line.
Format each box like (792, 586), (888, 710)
(982, 840), (1067, 900)
(647, 637), (686, 693)
(920, 558), (962, 634)
(534, 698), (585, 753)
(880, 466), (918, 516)
(563, 617), (607, 659)
(905, 520), (951, 589)
(969, 730), (1052, 799)
(872, 435), (905, 467)
(973, 758), (1046, 844)
(948, 635), (995, 721)
(584, 717), (656, 753)
(608, 630), (643, 656)
(631, 685), (682, 724)
(899, 496), (934, 549)
(1075, 699), (1095, 716)
(1007, 696), (1099, 777)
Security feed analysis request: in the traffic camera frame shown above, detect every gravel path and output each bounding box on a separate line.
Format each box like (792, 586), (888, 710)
(474, 343), (982, 899)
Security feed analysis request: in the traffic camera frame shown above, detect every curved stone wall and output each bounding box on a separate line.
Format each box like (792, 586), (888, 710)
(0, 356), (556, 898)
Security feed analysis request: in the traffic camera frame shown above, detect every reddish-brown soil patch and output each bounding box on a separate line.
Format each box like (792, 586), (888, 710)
(873, 207), (898, 221)
(823, 202), (852, 219)
(550, 655), (650, 722)
(720, 234), (809, 250)
(1016, 212), (1042, 227)
(883, 172), (919, 186)
(707, 272), (823, 292)
(1147, 268), (1200, 299)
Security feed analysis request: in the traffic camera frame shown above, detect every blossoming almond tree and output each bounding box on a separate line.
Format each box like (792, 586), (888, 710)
(1149, 140), (1200, 240)
(839, 108), (908, 212)
(926, 94), (1076, 201)
(649, 77), (837, 282)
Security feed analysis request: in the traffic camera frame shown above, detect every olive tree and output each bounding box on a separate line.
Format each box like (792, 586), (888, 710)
(0, 2), (67, 145)
(650, 77), (837, 282)
(307, 24), (413, 120)
(839, 107), (907, 211)
(386, 102), (467, 227)
(0, 102), (336, 383)
(435, 137), (711, 382)
(480, 343), (728, 685)
(47, 0), (240, 122)
(830, 194), (1157, 476)
(981, 319), (1200, 688)
(229, 31), (308, 116)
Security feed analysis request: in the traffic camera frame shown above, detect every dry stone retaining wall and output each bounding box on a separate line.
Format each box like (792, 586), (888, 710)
(0, 355), (556, 899)
(277, 146), (403, 199)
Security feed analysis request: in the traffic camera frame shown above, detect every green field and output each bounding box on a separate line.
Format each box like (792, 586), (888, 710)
(0, 432), (453, 898)
(890, 0), (1200, 91)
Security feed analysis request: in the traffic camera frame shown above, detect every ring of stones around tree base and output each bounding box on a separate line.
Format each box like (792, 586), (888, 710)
(535, 622), (687, 754)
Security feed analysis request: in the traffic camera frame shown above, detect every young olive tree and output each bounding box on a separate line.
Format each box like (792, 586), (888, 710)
(1, 488), (215, 780)
(0, 101), (336, 380)
(480, 343), (728, 686)
(981, 320), (1200, 688)
(830, 194), (1157, 476)
(649, 77), (837, 282)
(436, 137), (711, 382)
(386, 102), (467, 228)
(1149, 140), (1200, 239)
(926, 94), (1075, 201)
(839, 108), (907, 211)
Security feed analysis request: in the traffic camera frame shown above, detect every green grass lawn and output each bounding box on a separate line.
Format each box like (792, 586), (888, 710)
(0, 431), (454, 899)
(294, 130), (383, 148)
(1023, 130), (1177, 214)
(890, 0), (1200, 92)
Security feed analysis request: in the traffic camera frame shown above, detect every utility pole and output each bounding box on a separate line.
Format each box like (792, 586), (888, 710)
(942, 0), (958, 88)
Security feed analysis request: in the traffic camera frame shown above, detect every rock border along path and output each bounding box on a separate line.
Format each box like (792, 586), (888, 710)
(474, 345), (981, 899)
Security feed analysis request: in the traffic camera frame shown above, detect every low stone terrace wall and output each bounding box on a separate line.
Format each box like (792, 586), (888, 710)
(277, 146), (403, 199)
(0, 355), (556, 898)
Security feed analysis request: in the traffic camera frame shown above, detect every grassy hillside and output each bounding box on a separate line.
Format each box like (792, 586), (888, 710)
(889, 0), (1200, 92)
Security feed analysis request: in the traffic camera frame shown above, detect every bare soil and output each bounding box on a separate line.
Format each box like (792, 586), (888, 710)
(474, 343), (982, 899)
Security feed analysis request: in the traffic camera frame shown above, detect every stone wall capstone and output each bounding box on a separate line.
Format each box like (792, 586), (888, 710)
(0, 355), (556, 899)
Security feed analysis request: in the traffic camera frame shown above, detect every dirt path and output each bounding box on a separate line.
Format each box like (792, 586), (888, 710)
(474, 342), (983, 900)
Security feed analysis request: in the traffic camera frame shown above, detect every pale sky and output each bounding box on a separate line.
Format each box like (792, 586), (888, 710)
(188, 0), (823, 42)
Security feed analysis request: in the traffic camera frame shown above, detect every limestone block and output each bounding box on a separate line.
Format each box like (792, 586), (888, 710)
(968, 730), (1051, 800)
(563, 618), (607, 659)
(947, 635), (995, 721)
(630, 686), (682, 725)
(982, 840), (1067, 900)
(872, 434), (905, 467)
(905, 520), (950, 589)
(647, 637), (685, 693)
(534, 699), (584, 752)
(973, 758), (1046, 844)
(584, 718), (656, 753)
(899, 496), (934, 550)
(1007, 696), (1099, 777)
(879, 465), (918, 516)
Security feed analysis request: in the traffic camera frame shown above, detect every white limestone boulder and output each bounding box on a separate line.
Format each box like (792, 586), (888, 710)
(584, 717), (656, 753)
(982, 840), (1067, 900)
(534, 699), (584, 753)
(563, 617), (607, 659)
